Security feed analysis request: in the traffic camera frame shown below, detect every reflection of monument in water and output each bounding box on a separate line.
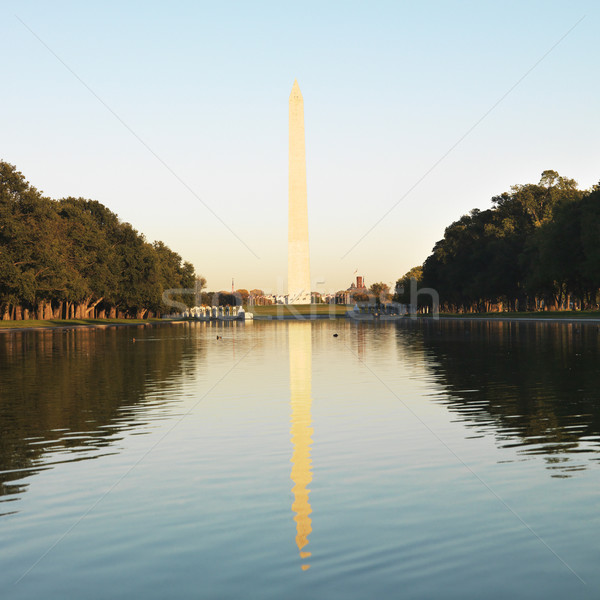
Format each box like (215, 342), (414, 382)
(288, 323), (313, 570)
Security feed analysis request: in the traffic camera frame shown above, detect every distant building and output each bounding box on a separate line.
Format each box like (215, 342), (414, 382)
(335, 275), (368, 304)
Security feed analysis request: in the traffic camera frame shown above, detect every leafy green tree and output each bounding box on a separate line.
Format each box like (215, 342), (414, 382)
(0, 160), (197, 320)
(420, 171), (588, 313)
(369, 282), (391, 306)
(394, 266), (422, 304)
(235, 288), (250, 304)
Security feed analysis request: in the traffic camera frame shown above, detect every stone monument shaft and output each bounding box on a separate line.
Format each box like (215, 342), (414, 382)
(288, 80), (311, 304)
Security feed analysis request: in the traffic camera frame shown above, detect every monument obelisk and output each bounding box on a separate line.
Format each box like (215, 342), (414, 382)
(288, 80), (311, 304)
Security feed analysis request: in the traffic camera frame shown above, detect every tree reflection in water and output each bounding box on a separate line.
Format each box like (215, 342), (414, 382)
(395, 319), (600, 477)
(0, 325), (199, 515)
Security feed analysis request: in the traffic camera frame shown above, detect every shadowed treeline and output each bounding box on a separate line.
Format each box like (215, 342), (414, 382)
(0, 161), (196, 320)
(0, 327), (199, 514)
(395, 171), (600, 313)
(395, 319), (600, 476)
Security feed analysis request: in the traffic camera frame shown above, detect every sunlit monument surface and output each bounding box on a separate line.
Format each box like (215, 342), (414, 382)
(288, 80), (311, 304)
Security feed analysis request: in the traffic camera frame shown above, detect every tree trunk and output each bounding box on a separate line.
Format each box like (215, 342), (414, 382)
(84, 297), (104, 318)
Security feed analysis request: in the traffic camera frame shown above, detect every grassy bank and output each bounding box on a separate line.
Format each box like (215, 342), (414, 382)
(0, 318), (165, 330)
(247, 304), (350, 317)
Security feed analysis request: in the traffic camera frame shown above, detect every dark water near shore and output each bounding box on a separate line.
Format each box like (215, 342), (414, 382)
(1, 320), (600, 599)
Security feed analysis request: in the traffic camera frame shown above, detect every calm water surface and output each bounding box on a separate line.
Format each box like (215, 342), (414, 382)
(1, 320), (600, 599)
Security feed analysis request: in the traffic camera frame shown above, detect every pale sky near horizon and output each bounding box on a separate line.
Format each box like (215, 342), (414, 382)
(2, 1), (598, 293)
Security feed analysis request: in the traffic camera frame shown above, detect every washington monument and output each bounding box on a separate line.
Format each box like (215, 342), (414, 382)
(288, 80), (311, 304)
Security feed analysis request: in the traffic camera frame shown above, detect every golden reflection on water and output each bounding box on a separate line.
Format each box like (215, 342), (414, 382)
(289, 323), (313, 571)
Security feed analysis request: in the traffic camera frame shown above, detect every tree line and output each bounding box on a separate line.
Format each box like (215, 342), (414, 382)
(0, 161), (197, 320)
(395, 170), (600, 312)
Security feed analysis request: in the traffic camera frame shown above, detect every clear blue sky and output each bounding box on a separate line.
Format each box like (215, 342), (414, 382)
(2, 0), (598, 293)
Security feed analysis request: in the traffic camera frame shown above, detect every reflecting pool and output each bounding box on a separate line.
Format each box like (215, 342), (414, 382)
(1, 320), (600, 599)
